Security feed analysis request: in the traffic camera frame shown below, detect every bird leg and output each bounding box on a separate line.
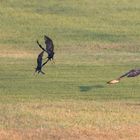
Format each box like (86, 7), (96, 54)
(53, 59), (55, 64)
(39, 70), (45, 75)
(41, 58), (50, 68)
(51, 59), (55, 64)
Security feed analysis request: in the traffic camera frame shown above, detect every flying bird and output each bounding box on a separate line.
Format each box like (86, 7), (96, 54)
(107, 69), (140, 84)
(35, 51), (45, 74)
(37, 35), (55, 67)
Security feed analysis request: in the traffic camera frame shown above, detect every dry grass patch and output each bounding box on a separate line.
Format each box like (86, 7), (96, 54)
(0, 125), (139, 140)
(0, 100), (139, 129)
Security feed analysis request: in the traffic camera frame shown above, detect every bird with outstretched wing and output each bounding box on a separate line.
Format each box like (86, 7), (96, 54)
(37, 35), (55, 67)
(107, 69), (140, 84)
(35, 51), (45, 74)
(44, 35), (54, 55)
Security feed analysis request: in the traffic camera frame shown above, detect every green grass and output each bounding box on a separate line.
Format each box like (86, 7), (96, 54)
(0, 0), (140, 48)
(0, 0), (140, 139)
(0, 56), (140, 101)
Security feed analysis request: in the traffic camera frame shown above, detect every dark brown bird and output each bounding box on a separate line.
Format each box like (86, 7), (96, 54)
(35, 51), (45, 74)
(107, 69), (140, 84)
(118, 69), (140, 79)
(37, 35), (54, 67)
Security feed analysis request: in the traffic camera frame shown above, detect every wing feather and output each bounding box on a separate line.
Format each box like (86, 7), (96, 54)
(44, 35), (54, 53)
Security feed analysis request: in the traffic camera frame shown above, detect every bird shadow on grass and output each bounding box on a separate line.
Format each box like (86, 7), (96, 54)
(79, 85), (104, 92)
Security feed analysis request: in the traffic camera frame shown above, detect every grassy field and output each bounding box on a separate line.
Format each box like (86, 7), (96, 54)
(0, 0), (140, 139)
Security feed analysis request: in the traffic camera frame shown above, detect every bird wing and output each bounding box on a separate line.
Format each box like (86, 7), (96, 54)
(37, 40), (46, 52)
(118, 70), (131, 79)
(127, 69), (140, 77)
(44, 36), (54, 53)
(119, 69), (140, 79)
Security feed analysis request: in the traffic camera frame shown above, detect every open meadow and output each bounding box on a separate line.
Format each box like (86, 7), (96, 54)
(0, 0), (140, 139)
